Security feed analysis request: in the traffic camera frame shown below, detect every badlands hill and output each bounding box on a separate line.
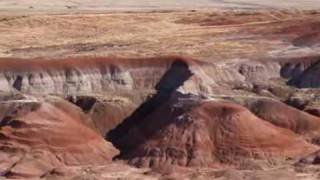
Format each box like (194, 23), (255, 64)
(108, 93), (316, 168)
(0, 56), (320, 179)
(0, 8), (320, 180)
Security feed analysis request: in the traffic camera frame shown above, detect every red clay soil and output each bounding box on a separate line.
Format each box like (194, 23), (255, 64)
(245, 99), (320, 138)
(108, 93), (317, 168)
(0, 97), (118, 178)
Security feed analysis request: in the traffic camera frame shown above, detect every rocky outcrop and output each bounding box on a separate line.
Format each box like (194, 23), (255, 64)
(0, 95), (118, 178)
(236, 61), (281, 84)
(0, 56), (301, 96)
(108, 93), (317, 168)
(279, 57), (320, 88)
(289, 60), (320, 88)
(2, 56), (320, 97)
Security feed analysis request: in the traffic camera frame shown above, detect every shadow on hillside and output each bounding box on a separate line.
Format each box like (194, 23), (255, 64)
(106, 58), (193, 158)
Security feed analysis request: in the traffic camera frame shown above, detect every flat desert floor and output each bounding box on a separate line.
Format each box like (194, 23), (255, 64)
(1, 10), (320, 62)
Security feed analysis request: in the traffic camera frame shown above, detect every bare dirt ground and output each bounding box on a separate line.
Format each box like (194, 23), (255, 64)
(0, 10), (320, 62)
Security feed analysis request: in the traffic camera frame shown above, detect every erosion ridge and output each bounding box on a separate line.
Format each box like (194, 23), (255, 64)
(0, 56), (319, 96)
(0, 56), (218, 94)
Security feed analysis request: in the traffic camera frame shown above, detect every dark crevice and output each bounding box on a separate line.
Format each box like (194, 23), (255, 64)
(106, 59), (193, 158)
(12, 75), (23, 91)
(285, 59), (320, 88)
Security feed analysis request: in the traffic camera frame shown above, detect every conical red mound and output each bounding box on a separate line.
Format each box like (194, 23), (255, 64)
(108, 94), (317, 168)
(0, 96), (118, 178)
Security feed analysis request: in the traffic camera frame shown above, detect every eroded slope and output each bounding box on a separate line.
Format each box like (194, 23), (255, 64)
(0, 95), (118, 178)
(108, 93), (317, 168)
